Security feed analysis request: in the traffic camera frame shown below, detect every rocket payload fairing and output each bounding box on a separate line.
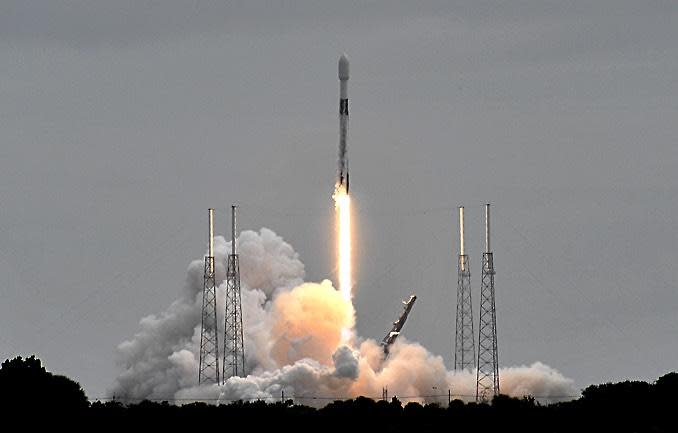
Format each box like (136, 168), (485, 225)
(338, 54), (350, 192)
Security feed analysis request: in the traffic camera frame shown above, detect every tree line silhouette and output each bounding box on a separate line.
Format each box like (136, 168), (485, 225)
(1, 355), (676, 432)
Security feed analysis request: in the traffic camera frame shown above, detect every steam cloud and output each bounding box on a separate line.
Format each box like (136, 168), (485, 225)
(110, 228), (576, 404)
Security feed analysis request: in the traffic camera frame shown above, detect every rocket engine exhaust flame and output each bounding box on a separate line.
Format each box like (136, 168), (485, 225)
(334, 184), (352, 301)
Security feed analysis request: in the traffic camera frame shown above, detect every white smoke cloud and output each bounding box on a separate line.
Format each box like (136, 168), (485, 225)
(110, 228), (577, 405)
(332, 346), (360, 380)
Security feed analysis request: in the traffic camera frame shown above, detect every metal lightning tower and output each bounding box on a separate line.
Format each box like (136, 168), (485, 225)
(198, 208), (220, 385)
(223, 205), (245, 382)
(476, 203), (499, 401)
(454, 206), (475, 371)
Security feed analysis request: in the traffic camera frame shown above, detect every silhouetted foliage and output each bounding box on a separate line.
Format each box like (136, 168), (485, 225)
(2, 355), (677, 432)
(0, 355), (88, 414)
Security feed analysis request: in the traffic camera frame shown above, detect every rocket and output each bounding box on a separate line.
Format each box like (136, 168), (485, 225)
(338, 54), (350, 192)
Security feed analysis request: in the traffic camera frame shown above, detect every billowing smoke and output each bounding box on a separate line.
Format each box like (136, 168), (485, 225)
(110, 228), (576, 404)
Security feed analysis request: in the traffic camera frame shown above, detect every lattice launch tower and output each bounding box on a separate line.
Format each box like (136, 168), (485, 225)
(223, 205), (245, 381)
(198, 208), (220, 384)
(454, 206), (475, 371)
(476, 203), (499, 401)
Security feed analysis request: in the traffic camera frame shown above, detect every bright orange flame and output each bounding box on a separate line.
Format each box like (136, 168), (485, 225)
(334, 184), (352, 301)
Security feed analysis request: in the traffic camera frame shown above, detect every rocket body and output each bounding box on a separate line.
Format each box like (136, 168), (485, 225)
(338, 54), (349, 192)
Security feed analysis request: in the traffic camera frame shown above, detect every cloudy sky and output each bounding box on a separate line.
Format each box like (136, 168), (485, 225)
(1, 1), (676, 399)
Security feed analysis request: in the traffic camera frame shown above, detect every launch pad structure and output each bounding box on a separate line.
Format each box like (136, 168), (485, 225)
(476, 204), (500, 401)
(453, 204), (501, 401)
(198, 208), (220, 385)
(198, 206), (246, 386)
(381, 295), (417, 356)
(223, 205), (245, 381)
(454, 207), (475, 371)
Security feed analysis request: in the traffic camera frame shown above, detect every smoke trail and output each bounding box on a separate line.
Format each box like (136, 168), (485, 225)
(110, 228), (576, 404)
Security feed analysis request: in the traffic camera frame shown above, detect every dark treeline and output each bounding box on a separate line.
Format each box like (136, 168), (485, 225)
(2, 355), (677, 432)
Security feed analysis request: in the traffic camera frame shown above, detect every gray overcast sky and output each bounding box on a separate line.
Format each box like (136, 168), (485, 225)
(1, 1), (676, 399)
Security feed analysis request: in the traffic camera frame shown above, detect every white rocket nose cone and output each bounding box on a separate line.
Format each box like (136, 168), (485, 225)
(338, 54), (349, 80)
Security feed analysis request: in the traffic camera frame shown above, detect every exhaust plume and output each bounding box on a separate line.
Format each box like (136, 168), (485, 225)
(110, 228), (576, 404)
